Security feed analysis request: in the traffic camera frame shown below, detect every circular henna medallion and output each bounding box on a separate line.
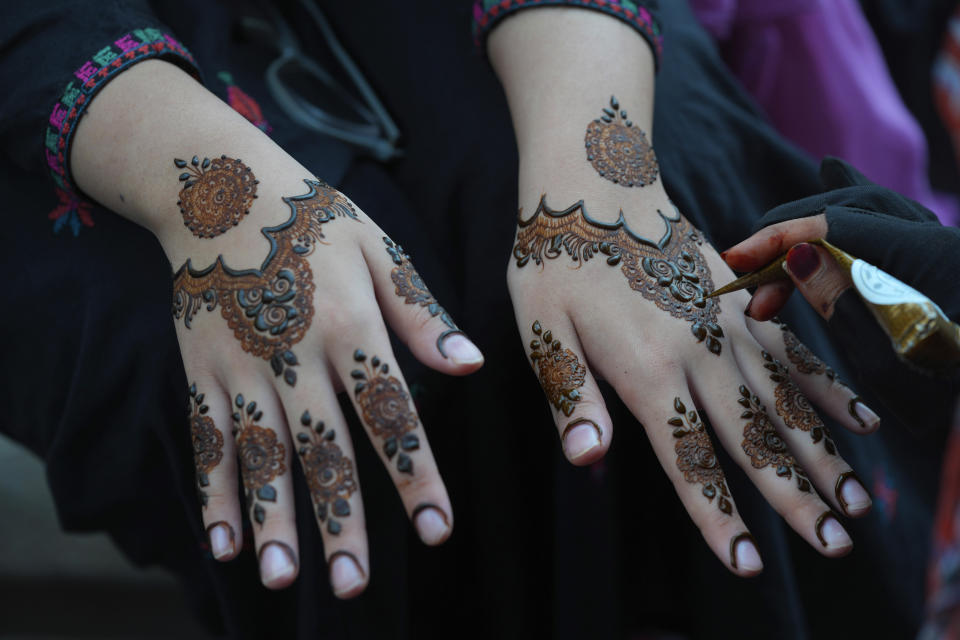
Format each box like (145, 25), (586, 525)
(176, 155), (258, 238)
(584, 96), (659, 187)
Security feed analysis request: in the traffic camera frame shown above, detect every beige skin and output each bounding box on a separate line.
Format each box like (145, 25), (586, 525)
(71, 59), (485, 597)
(491, 8), (876, 575)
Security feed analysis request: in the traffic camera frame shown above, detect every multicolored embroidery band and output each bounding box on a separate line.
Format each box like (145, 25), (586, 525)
(44, 28), (199, 235)
(471, 0), (663, 66)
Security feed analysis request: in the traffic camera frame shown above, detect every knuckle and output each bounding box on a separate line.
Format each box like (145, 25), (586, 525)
(320, 298), (379, 337)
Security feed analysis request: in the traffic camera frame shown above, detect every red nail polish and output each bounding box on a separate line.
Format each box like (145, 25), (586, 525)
(786, 243), (820, 281)
(720, 250), (729, 261)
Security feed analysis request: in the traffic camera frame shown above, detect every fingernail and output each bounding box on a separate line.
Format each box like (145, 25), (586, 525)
(329, 551), (366, 598)
(785, 243), (821, 281)
(729, 532), (763, 573)
(848, 397), (880, 431)
(835, 470), (872, 516)
(720, 250), (729, 262)
(561, 419), (603, 462)
(815, 511), (852, 550)
(441, 333), (484, 365)
(259, 541), (298, 587)
(413, 504), (451, 545)
(207, 521), (235, 560)
(743, 297), (754, 318)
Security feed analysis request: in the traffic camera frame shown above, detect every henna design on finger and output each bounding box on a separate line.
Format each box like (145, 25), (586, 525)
(737, 385), (811, 493)
(528, 321), (586, 417)
(232, 394), (286, 526)
(668, 397), (733, 515)
(383, 237), (460, 357)
(296, 411), (357, 536)
(774, 319), (838, 381)
(174, 155), (258, 238)
(189, 383), (223, 507)
(585, 96), (659, 187)
(351, 350), (420, 475)
(760, 350), (837, 455)
(513, 196), (724, 354)
(173, 179), (360, 386)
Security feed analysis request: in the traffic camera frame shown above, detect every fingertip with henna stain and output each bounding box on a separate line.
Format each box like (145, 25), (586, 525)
(785, 243), (821, 282)
(729, 532), (763, 575)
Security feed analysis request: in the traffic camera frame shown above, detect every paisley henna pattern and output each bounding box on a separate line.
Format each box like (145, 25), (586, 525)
(584, 96), (658, 187)
(189, 383), (223, 507)
(528, 320), (586, 417)
(513, 195), (724, 354)
(172, 179), (359, 386)
(175, 155), (258, 238)
(383, 237), (460, 357)
(296, 411), (357, 536)
(232, 394), (286, 526)
(737, 385), (811, 493)
(668, 397), (733, 515)
(761, 350), (837, 455)
(774, 319), (838, 381)
(351, 350), (420, 474)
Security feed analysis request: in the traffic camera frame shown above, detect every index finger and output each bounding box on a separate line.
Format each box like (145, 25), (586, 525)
(721, 215), (828, 273)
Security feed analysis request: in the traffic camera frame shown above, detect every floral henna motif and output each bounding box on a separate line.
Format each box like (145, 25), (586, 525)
(668, 397), (733, 515)
(737, 385), (811, 493)
(232, 394), (286, 526)
(528, 321), (586, 417)
(382, 237), (460, 357)
(174, 155), (258, 238)
(172, 179), (359, 386)
(351, 350), (420, 474)
(584, 96), (659, 187)
(513, 195), (724, 354)
(761, 351), (837, 455)
(773, 318), (838, 381)
(296, 411), (357, 535)
(189, 383), (223, 507)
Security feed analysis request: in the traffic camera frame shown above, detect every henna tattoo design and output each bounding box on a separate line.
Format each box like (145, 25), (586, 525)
(232, 394), (286, 525)
(513, 196), (724, 354)
(737, 385), (811, 493)
(173, 179), (359, 386)
(351, 349), (420, 474)
(528, 320), (586, 416)
(189, 383), (223, 507)
(174, 155), (258, 238)
(760, 350), (837, 455)
(584, 96), (659, 187)
(668, 397), (733, 515)
(296, 411), (357, 535)
(774, 318), (838, 381)
(383, 237), (460, 357)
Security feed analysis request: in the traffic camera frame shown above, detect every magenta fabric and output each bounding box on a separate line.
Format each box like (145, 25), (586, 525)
(690, 0), (959, 225)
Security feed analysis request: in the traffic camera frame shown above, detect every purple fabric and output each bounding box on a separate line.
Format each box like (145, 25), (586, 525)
(690, 0), (960, 225)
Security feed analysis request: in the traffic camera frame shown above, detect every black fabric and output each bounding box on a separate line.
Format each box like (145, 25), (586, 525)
(0, 1), (948, 639)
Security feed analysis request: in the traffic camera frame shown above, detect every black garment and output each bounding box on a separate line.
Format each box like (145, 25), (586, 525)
(0, 1), (947, 638)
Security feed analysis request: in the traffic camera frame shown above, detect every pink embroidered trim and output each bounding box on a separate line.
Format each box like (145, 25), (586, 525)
(44, 28), (198, 235)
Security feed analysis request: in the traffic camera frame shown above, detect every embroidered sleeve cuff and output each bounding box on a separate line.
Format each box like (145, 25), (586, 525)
(44, 28), (200, 235)
(471, 0), (662, 69)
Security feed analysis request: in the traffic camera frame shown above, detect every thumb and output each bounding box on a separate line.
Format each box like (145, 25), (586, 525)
(783, 243), (853, 320)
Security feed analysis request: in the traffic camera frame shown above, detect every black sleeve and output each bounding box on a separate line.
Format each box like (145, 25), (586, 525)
(0, 0), (201, 230)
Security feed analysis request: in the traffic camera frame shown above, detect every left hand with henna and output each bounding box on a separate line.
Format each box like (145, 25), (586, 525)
(69, 60), (484, 596)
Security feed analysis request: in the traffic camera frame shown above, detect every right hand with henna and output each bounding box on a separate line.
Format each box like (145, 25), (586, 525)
(70, 60), (484, 596)
(492, 9), (878, 578)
